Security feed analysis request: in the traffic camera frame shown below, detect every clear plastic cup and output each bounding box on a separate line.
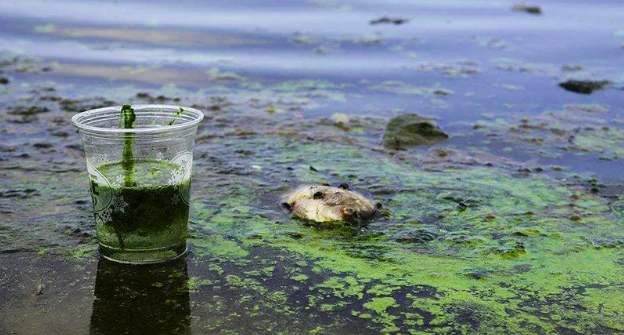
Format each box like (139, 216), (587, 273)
(72, 104), (203, 264)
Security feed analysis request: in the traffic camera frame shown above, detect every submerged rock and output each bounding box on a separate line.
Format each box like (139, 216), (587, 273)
(395, 229), (438, 244)
(559, 79), (610, 94)
(473, 105), (624, 160)
(561, 64), (583, 72)
(135, 92), (181, 104)
(7, 105), (49, 115)
(369, 17), (409, 25)
(564, 103), (609, 113)
(512, 4), (542, 15)
(0, 188), (39, 198)
(6, 105), (49, 123)
(282, 185), (376, 224)
(383, 113), (448, 150)
(59, 97), (116, 113)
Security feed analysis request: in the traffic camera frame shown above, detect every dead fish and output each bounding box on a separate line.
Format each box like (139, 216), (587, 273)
(282, 185), (377, 224)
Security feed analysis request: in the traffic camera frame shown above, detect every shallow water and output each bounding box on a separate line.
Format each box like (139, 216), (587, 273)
(1, 1), (623, 334)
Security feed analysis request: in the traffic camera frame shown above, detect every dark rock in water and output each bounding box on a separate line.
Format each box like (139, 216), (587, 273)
(510, 264), (532, 274)
(491, 241), (526, 258)
(59, 97), (115, 113)
(39, 95), (62, 102)
(286, 232), (304, 239)
(0, 76), (9, 84)
(559, 79), (610, 94)
(0, 248), (29, 254)
(463, 269), (491, 280)
(8, 115), (38, 123)
(33, 142), (53, 149)
(0, 188), (39, 198)
(0, 145), (15, 152)
(395, 229), (438, 244)
(135, 92), (181, 103)
(7, 105), (49, 115)
(383, 113), (448, 149)
(561, 64), (583, 72)
(50, 130), (69, 137)
(370, 16), (409, 25)
(512, 4), (542, 15)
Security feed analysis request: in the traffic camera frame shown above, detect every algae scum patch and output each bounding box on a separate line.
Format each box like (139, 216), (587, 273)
(185, 136), (624, 334)
(1, 86), (623, 333)
(1, 93), (623, 333)
(472, 105), (624, 161)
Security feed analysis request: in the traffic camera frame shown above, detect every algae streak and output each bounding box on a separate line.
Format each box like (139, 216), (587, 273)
(119, 104), (136, 187)
(168, 107), (184, 126)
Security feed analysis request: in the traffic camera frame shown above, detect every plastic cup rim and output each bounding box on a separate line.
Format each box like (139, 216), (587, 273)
(71, 104), (204, 134)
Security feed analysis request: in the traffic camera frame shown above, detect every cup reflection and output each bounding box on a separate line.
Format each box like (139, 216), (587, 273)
(90, 257), (191, 335)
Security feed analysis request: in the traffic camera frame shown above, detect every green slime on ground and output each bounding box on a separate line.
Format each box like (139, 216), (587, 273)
(185, 136), (624, 334)
(3, 98), (624, 332)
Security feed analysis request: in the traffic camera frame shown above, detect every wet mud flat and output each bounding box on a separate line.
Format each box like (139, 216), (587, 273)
(1, 0), (624, 334)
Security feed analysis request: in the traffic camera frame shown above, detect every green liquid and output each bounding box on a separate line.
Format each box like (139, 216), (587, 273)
(90, 159), (190, 261)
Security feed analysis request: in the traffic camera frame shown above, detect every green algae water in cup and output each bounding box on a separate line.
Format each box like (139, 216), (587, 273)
(72, 104), (203, 264)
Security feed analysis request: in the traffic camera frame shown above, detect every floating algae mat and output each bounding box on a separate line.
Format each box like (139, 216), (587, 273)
(180, 136), (624, 334)
(90, 159), (190, 262)
(4, 132), (623, 333)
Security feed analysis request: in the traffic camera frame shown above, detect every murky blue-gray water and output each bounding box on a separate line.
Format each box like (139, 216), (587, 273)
(2, 0), (623, 178)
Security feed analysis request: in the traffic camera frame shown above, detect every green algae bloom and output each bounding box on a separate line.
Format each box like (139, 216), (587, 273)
(186, 137), (624, 334)
(6, 104), (624, 332)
